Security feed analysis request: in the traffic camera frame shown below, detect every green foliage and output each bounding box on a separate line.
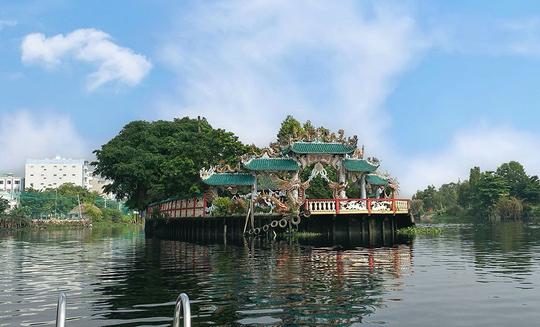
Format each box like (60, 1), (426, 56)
(0, 198), (9, 216)
(413, 161), (540, 221)
(277, 115), (304, 144)
(409, 199), (425, 217)
(83, 203), (103, 222)
(300, 164), (337, 199)
(397, 226), (443, 237)
(212, 197), (232, 216)
(102, 208), (123, 222)
(493, 196), (523, 221)
(93, 117), (249, 210)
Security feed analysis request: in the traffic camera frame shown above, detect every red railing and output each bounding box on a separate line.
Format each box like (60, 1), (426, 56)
(146, 196), (207, 218)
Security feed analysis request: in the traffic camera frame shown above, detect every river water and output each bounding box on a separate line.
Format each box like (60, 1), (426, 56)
(1, 223), (540, 326)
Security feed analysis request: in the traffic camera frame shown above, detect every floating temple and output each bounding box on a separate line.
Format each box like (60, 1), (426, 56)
(145, 130), (414, 244)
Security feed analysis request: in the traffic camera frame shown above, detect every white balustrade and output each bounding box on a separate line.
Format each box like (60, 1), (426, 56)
(307, 199), (410, 215)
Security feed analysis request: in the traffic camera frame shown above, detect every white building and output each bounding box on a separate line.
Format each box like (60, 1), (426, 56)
(0, 173), (24, 209)
(0, 173), (24, 193)
(25, 157), (92, 191)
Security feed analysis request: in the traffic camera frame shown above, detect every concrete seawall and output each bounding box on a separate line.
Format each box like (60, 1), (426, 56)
(145, 213), (414, 246)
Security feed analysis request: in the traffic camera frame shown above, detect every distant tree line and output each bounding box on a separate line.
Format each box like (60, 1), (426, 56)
(0, 183), (132, 228)
(412, 161), (540, 221)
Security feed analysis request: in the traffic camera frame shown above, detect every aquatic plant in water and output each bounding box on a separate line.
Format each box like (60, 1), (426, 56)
(397, 226), (443, 237)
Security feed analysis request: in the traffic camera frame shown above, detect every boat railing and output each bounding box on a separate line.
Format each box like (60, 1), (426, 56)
(56, 292), (66, 327)
(54, 292), (191, 327)
(172, 293), (191, 327)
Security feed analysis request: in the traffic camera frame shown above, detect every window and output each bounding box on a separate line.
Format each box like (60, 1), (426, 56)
(14, 181), (20, 185)
(72, 174), (75, 176)
(30, 174), (34, 176)
(7, 181), (11, 185)
(0, 180), (3, 184)
(53, 174), (57, 176)
(63, 174), (67, 176)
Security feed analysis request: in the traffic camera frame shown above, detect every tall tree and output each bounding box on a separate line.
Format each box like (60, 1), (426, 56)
(277, 115), (304, 144)
(93, 117), (248, 210)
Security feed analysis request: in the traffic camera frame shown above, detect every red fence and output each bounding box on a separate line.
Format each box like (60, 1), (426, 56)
(146, 196), (207, 218)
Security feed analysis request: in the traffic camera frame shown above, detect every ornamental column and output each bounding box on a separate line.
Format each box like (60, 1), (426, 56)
(338, 163), (347, 199)
(292, 171), (299, 201)
(360, 174), (366, 199)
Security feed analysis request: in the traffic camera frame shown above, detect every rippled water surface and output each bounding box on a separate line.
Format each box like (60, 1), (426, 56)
(2, 223), (540, 326)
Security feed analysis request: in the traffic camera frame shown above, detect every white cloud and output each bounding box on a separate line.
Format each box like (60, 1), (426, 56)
(398, 125), (540, 196)
(157, 1), (426, 148)
(0, 111), (87, 174)
(0, 19), (17, 30)
(21, 28), (152, 90)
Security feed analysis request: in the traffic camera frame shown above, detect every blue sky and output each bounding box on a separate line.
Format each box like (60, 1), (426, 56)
(2, 0), (540, 194)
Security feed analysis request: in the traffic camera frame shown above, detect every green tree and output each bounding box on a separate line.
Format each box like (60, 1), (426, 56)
(0, 198), (9, 216)
(496, 161), (529, 199)
(475, 171), (509, 214)
(93, 117), (249, 210)
(277, 115), (304, 144)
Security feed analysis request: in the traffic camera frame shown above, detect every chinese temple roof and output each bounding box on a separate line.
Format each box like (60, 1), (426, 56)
(284, 142), (356, 155)
(366, 174), (388, 186)
(202, 173), (254, 186)
(244, 158), (299, 171)
(342, 159), (378, 173)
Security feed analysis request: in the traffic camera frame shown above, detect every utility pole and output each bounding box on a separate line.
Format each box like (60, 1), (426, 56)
(77, 194), (82, 220)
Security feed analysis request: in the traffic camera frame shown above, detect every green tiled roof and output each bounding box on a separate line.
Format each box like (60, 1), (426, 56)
(244, 158), (299, 171)
(366, 174), (388, 186)
(202, 173), (254, 186)
(342, 159), (378, 172)
(286, 142), (355, 154)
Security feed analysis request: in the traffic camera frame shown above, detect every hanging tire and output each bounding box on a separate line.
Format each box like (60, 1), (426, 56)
(247, 229), (253, 235)
(302, 209), (311, 217)
(254, 227), (261, 235)
(270, 220), (279, 228)
(262, 224), (269, 232)
(291, 215), (301, 226)
(278, 218), (288, 228)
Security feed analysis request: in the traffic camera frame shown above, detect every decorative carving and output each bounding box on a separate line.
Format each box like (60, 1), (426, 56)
(328, 181), (348, 199)
(199, 167), (215, 180)
(215, 162), (241, 173)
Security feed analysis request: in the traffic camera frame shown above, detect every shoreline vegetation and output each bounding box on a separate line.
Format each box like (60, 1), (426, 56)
(411, 161), (540, 223)
(0, 215), (142, 230)
(0, 183), (141, 230)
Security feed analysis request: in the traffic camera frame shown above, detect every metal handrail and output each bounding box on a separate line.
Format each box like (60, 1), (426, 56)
(172, 293), (191, 327)
(56, 292), (66, 327)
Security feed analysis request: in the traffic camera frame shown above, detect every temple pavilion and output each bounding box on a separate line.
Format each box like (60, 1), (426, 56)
(199, 132), (408, 218)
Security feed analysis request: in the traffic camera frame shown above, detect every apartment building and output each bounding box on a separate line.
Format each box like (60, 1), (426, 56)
(25, 157), (91, 191)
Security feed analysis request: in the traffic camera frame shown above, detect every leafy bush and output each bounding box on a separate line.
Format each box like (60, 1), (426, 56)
(83, 203), (103, 222)
(492, 196), (523, 221)
(212, 197), (232, 216)
(102, 208), (123, 222)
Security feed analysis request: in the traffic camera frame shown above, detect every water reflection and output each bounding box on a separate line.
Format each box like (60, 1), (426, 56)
(2, 223), (540, 326)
